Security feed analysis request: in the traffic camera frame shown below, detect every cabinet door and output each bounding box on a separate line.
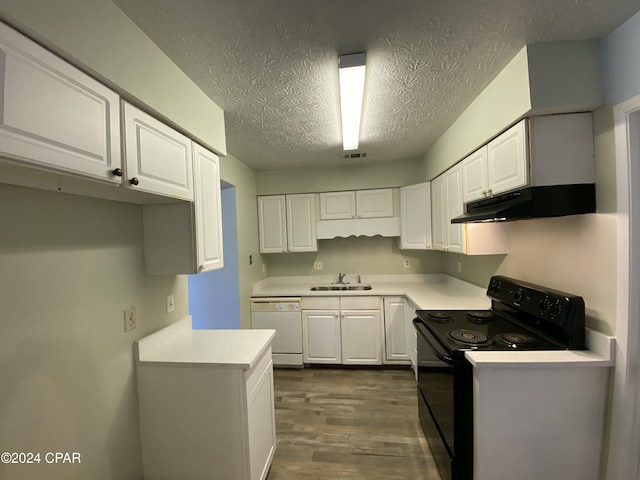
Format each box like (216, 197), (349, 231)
(431, 174), (447, 251)
(445, 165), (465, 253)
(341, 310), (382, 365)
(461, 147), (489, 203)
(286, 194), (317, 252)
(384, 297), (410, 362)
(403, 300), (418, 381)
(0, 22), (121, 183)
(122, 102), (194, 201)
(193, 144), (223, 272)
(302, 311), (341, 364)
(258, 196), (287, 253)
(356, 189), (394, 218)
(487, 119), (528, 196)
(319, 191), (356, 219)
(247, 360), (276, 480)
(400, 182), (432, 250)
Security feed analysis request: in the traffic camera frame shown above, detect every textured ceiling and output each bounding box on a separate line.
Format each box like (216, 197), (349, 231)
(113, 0), (640, 170)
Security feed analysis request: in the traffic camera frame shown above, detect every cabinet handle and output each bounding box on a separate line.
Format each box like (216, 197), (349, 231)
(488, 188), (492, 196)
(111, 168), (123, 177)
(129, 177), (140, 186)
(199, 265), (205, 272)
(482, 190), (487, 197)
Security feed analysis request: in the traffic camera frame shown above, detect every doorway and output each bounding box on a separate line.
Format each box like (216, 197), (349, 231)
(609, 94), (640, 479)
(188, 182), (240, 329)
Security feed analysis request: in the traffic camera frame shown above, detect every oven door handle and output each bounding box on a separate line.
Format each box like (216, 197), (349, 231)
(413, 318), (454, 365)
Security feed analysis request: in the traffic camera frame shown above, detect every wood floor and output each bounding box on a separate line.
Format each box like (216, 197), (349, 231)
(266, 366), (441, 480)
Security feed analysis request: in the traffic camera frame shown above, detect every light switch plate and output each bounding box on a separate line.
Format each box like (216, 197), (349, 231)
(166, 295), (175, 313)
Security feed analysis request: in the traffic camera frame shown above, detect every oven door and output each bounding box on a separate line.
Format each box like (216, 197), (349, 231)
(414, 319), (455, 478)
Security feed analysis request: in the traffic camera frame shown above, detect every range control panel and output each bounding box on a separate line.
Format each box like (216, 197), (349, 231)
(487, 275), (585, 328)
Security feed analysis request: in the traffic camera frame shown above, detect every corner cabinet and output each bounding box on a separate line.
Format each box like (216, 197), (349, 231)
(258, 194), (317, 253)
(0, 21), (121, 183)
(400, 182), (432, 250)
(142, 143), (223, 274)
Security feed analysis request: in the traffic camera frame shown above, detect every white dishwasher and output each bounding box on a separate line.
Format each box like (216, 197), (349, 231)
(251, 297), (302, 366)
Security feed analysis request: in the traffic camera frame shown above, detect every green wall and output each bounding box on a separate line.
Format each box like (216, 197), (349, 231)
(256, 156), (425, 195)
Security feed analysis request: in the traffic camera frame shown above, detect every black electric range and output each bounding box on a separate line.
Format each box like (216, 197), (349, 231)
(413, 275), (586, 480)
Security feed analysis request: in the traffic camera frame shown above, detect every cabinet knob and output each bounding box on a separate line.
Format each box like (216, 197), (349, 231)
(129, 177), (140, 186)
(482, 190), (487, 197)
(111, 168), (123, 177)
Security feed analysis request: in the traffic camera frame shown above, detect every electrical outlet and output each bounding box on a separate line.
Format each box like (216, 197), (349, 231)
(124, 308), (136, 332)
(166, 294), (175, 313)
(249, 254), (253, 265)
(457, 262), (462, 273)
(314, 261), (323, 270)
(403, 258), (410, 268)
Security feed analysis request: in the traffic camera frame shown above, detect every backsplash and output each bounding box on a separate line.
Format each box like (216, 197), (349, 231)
(263, 236), (445, 277)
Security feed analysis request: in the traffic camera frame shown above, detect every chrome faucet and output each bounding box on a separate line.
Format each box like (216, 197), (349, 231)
(336, 272), (347, 284)
(355, 274), (361, 284)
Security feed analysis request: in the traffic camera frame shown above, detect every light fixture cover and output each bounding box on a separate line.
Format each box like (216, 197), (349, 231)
(338, 53), (366, 151)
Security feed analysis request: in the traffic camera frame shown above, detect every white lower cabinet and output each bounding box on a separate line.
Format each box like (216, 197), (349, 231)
(302, 309), (342, 364)
(383, 297), (410, 363)
(302, 296), (382, 365)
(136, 326), (276, 480)
(341, 310), (382, 365)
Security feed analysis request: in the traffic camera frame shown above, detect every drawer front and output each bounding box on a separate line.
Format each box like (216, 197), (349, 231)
(301, 296), (340, 310)
(341, 296), (379, 310)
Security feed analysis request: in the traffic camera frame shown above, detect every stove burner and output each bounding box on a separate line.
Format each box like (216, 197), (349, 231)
(427, 312), (453, 323)
(466, 311), (494, 324)
(495, 332), (536, 348)
(449, 329), (490, 345)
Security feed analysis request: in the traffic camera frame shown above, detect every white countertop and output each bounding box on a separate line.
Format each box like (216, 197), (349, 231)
(252, 274), (615, 368)
(251, 274), (491, 310)
(136, 316), (275, 369)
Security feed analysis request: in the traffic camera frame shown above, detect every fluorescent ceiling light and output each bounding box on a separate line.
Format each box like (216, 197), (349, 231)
(338, 53), (366, 151)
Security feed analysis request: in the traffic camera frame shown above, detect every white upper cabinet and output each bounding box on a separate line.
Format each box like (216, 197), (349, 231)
(462, 120), (527, 203)
(400, 182), (432, 250)
(141, 143), (223, 275)
(286, 194), (317, 252)
(432, 164), (508, 255)
(258, 195), (287, 253)
(0, 22), (121, 182)
(193, 144), (223, 272)
(445, 165), (465, 253)
(461, 114), (593, 204)
(486, 119), (528, 196)
(319, 188), (393, 219)
(122, 101), (194, 201)
(431, 175), (447, 251)
(461, 148), (489, 203)
(355, 189), (394, 218)
(258, 194), (317, 253)
(319, 191), (356, 219)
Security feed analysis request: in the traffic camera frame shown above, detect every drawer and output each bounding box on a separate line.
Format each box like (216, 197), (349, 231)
(341, 296), (380, 309)
(302, 296), (340, 310)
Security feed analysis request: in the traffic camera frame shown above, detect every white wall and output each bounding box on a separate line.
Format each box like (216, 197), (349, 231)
(0, 184), (187, 480)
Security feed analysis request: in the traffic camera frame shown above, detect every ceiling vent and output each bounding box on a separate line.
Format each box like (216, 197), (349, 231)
(344, 152), (367, 159)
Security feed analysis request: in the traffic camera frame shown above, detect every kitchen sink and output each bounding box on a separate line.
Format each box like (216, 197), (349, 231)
(310, 285), (372, 291)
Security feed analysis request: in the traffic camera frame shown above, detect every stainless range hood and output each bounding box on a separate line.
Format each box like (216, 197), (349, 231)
(451, 184), (596, 223)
